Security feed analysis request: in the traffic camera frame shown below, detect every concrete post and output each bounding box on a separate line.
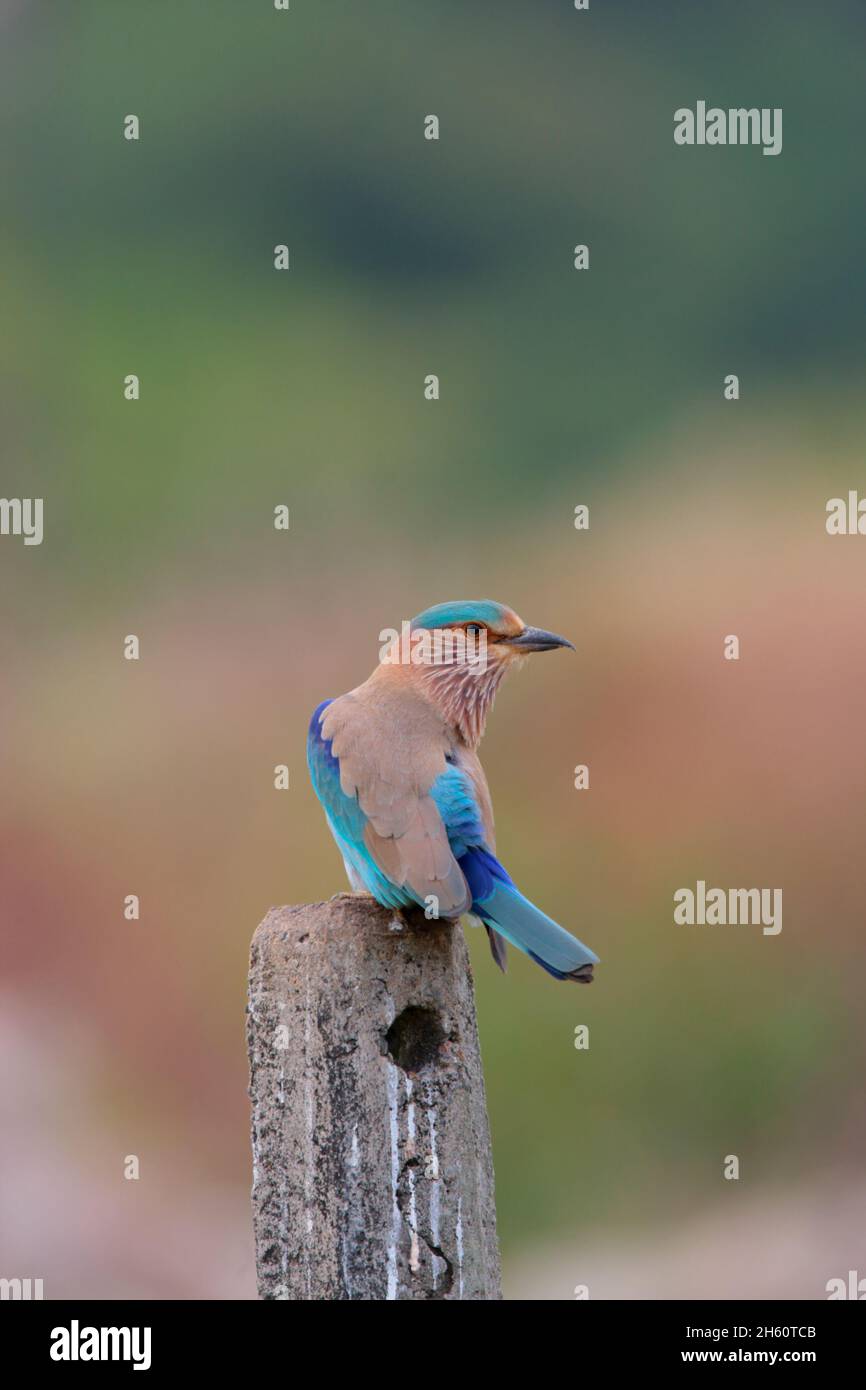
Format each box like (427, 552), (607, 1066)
(247, 893), (502, 1300)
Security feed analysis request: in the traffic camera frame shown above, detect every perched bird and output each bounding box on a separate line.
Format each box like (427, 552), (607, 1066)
(307, 600), (598, 983)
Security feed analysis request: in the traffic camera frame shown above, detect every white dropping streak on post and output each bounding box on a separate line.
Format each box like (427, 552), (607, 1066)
(426, 1083), (441, 1291)
(303, 985), (314, 1298)
(386, 1061), (401, 1299)
(405, 1077), (421, 1273)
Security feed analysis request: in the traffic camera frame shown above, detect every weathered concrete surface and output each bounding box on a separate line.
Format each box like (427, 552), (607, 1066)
(247, 894), (502, 1300)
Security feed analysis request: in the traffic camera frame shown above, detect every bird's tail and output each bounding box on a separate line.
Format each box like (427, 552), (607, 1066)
(459, 848), (599, 983)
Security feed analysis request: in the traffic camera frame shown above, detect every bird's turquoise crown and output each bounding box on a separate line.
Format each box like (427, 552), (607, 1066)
(411, 600), (512, 632)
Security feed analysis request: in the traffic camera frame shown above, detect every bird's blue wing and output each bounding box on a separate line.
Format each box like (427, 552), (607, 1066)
(309, 706), (598, 981)
(306, 700), (413, 907)
(430, 763), (598, 981)
(306, 701), (367, 841)
(428, 761), (489, 859)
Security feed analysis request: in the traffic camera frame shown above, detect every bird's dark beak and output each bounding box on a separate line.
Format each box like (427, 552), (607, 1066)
(507, 626), (575, 653)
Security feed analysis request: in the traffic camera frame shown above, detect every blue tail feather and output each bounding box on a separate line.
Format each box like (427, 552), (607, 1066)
(458, 847), (598, 982)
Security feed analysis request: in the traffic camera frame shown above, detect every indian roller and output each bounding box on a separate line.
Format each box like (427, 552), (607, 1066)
(307, 600), (599, 983)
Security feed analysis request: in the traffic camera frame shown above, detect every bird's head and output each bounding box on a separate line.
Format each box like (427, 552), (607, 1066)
(399, 599), (574, 746)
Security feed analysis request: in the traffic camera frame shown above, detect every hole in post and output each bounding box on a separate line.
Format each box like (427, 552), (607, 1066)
(385, 1005), (446, 1073)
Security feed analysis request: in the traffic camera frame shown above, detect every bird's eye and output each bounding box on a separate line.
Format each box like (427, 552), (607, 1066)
(465, 623), (483, 636)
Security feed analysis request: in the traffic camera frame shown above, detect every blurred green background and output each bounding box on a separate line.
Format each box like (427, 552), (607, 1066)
(2, 0), (865, 1297)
